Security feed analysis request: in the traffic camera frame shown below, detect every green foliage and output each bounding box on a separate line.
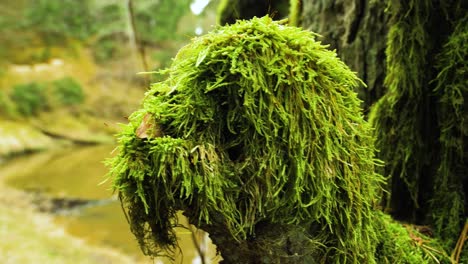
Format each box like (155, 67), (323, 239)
(0, 0), (195, 64)
(91, 3), (127, 63)
(52, 77), (85, 106)
(89, 0), (193, 63)
(92, 37), (119, 63)
(10, 82), (49, 117)
(109, 16), (385, 262)
(94, 2), (125, 30)
(0, 0), (96, 63)
(4, 77), (85, 118)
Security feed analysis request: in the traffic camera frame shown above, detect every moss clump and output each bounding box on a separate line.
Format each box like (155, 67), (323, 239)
(108, 16), (451, 263)
(109, 16), (382, 262)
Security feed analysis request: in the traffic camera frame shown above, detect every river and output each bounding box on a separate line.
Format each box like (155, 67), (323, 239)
(0, 145), (220, 263)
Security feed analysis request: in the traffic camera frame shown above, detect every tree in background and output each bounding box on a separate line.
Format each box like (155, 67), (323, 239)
(133, 0), (192, 44)
(293, 1), (468, 259)
(296, 0), (388, 111)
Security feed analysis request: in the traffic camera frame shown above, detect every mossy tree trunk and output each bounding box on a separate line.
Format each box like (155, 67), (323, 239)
(300, 0), (468, 259)
(183, 208), (322, 264)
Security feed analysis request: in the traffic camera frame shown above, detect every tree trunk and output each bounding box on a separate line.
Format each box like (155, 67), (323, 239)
(300, 0), (467, 260)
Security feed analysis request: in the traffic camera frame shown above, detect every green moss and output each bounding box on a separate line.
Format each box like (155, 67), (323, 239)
(134, 0), (192, 43)
(369, 0), (467, 259)
(109, 16), (383, 262)
(369, 0), (433, 209)
(375, 212), (450, 264)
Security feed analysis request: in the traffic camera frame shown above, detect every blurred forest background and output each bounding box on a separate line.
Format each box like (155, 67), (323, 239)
(0, 0), (221, 263)
(0, 0), (219, 150)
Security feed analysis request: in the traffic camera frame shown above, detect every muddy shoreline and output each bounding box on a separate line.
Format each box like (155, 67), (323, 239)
(0, 177), (140, 263)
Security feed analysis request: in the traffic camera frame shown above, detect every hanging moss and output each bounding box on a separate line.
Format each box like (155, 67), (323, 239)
(369, 0), (467, 261)
(368, 0), (435, 219)
(430, 12), (468, 253)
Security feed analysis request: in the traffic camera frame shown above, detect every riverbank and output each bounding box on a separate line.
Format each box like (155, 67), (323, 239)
(0, 182), (142, 264)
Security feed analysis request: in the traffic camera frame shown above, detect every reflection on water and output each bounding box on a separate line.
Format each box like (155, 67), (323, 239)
(1, 145), (221, 263)
(3, 145), (114, 199)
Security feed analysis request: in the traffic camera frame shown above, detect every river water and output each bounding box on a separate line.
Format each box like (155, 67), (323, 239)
(0, 145), (221, 263)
